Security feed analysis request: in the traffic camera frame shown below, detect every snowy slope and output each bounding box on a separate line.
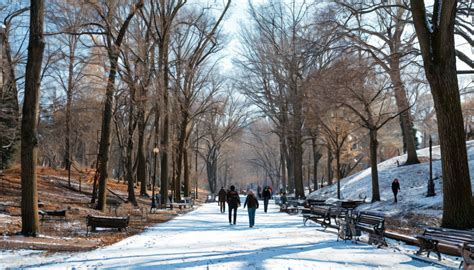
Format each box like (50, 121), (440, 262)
(0, 203), (444, 269)
(308, 141), (474, 217)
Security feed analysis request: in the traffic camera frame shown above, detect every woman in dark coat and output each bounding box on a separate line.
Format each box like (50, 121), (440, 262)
(392, 178), (400, 203)
(244, 190), (259, 228)
(226, 185), (240, 225)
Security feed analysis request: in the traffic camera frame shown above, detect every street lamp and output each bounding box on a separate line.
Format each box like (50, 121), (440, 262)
(151, 147), (160, 211)
(427, 136), (436, 197)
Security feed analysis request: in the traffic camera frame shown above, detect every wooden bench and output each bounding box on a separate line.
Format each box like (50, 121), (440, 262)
(303, 205), (332, 228)
(38, 209), (67, 220)
(353, 211), (387, 247)
(416, 227), (474, 268)
(86, 215), (129, 235)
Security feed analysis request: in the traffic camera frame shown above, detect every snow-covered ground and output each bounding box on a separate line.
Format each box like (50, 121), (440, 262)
(308, 141), (474, 217)
(0, 202), (447, 269)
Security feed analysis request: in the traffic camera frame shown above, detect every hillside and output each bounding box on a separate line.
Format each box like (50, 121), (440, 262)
(0, 166), (199, 251)
(308, 140), (474, 232)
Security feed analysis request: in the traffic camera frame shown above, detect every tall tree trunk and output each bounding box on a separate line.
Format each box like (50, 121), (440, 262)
(335, 148), (341, 199)
(312, 137), (321, 191)
(126, 99), (137, 206)
(280, 136), (287, 192)
(327, 145), (333, 185)
(96, 53), (119, 211)
(159, 38), (170, 207)
(294, 134), (304, 198)
(183, 142), (190, 197)
(369, 129), (380, 202)
(389, 56), (419, 165)
(410, 0), (473, 229)
(64, 39), (76, 172)
(137, 108), (147, 196)
(20, 0), (45, 236)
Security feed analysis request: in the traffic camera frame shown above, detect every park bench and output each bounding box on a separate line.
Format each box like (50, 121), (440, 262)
(415, 227), (474, 269)
(279, 199), (302, 214)
(38, 209), (67, 220)
(352, 211), (387, 247)
(303, 205), (332, 228)
(86, 215), (129, 235)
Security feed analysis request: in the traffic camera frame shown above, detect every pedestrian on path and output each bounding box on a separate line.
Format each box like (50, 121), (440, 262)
(262, 186), (271, 213)
(218, 186), (227, 213)
(226, 185), (240, 225)
(244, 190), (259, 228)
(391, 178), (400, 203)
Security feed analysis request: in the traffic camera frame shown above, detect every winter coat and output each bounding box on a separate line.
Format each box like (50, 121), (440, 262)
(262, 188), (271, 199)
(391, 181), (400, 193)
(227, 190), (240, 208)
(218, 188), (227, 202)
(244, 194), (259, 209)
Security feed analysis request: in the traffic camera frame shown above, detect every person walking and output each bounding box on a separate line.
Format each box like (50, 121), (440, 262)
(244, 190), (259, 228)
(391, 178), (400, 203)
(218, 186), (227, 213)
(226, 185), (240, 225)
(262, 186), (271, 213)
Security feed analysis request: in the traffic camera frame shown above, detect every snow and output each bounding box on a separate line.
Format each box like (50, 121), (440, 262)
(0, 203), (446, 269)
(308, 141), (474, 218)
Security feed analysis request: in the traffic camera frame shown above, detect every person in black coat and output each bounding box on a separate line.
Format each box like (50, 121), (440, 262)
(244, 190), (259, 228)
(392, 178), (400, 203)
(226, 185), (241, 225)
(262, 186), (272, 213)
(218, 187), (227, 213)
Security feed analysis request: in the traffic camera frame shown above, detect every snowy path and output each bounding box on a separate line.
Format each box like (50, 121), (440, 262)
(1, 202), (444, 269)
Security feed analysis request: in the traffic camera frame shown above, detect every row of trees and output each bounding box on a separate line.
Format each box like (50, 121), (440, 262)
(1, 0), (472, 236)
(238, 0), (473, 229)
(1, 0), (252, 236)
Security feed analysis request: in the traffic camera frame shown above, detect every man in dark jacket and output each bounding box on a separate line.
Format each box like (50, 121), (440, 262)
(391, 178), (400, 203)
(244, 190), (259, 228)
(226, 185), (240, 225)
(218, 187), (227, 213)
(262, 186), (272, 213)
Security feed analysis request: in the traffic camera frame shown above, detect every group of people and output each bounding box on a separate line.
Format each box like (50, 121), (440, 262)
(217, 185), (273, 227)
(215, 179), (401, 227)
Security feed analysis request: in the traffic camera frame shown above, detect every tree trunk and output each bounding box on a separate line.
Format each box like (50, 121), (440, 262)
(96, 52), (119, 211)
(159, 38), (170, 207)
(389, 56), (419, 165)
(126, 101), (137, 206)
(137, 108), (147, 196)
(206, 159), (217, 194)
(183, 142), (190, 197)
(293, 134), (304, 198)
(280, 137), (287, 192)
(327, 146), (333, 185)
(64, 38), (76, 173)
(335, 147), (341, 199)
(20, 0), (45, 236)
(432, 70), (474, 228)
(410, 0), (473, 229)
(369, 129), (380, 202)
(311, 137), (321, 191)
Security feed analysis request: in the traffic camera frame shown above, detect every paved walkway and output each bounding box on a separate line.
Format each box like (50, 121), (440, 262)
(3, 202), (443, 269)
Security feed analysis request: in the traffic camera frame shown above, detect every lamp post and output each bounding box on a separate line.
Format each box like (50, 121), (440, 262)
(151, 147), (160, 210)
(427, 136), (436, 197)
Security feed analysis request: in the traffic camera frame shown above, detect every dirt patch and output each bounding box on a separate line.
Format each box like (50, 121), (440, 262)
(0, 166), (205, 252)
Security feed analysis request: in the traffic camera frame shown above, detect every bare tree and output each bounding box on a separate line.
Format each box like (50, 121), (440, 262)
(410, 0), (474, 228)
(334, 0), (420, 165)
(88, 0), (143, 211)
(200, 95), (248, 194)
(20, 0), (45, 236)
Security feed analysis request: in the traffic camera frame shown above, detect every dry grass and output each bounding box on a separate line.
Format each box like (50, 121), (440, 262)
(0, 166), (205, 251)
